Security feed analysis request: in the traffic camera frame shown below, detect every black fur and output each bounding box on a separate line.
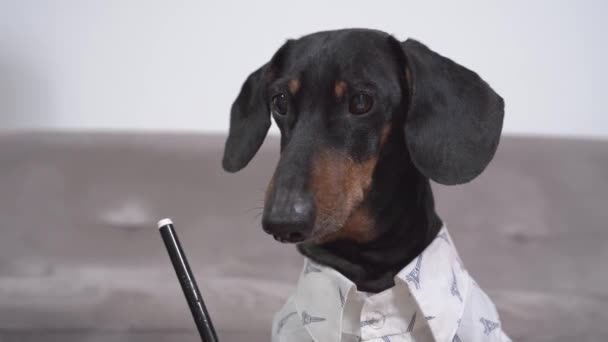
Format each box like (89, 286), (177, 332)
(400, 39), (504, 185)
(222, 29), (504, 292)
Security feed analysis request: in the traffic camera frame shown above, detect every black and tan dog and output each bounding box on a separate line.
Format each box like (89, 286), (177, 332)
(223, 29), (508, 342)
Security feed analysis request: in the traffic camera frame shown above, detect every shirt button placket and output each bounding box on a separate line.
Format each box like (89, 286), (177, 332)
(368, 310), (385, 329)
(361, 295), (388, 340)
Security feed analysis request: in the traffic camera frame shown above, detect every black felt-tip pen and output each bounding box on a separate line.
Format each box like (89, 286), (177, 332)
(157, 218), (219, 342)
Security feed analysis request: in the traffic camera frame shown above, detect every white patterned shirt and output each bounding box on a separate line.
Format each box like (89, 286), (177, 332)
(272, 226), (511, 342)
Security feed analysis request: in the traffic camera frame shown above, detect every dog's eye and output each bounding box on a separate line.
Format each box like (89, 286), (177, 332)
(349, 93), (373, 115)
(271, 93), (288, 115)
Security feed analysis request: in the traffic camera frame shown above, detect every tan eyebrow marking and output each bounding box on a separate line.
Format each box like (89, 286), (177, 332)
(288, 79), (300, 95)
(380, 124), (391, 147)
(405, 67), (414, 95)
(335, 80), (347, 98)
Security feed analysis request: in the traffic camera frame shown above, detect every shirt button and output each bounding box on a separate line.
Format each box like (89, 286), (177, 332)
(367, 311), (385, 329)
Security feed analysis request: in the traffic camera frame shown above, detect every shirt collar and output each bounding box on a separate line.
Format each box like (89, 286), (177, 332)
(293, 226), (469, 342)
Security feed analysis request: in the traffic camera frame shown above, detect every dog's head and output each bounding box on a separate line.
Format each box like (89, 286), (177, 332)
(222, 29), (504, 244)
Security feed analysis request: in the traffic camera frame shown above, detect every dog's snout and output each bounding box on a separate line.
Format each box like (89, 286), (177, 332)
(262, 193), (314, 243)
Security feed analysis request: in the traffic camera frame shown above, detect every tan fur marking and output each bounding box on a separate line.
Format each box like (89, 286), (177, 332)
(405, 67), (414, 95)
(334, 81), (347, 98)
(317, 206), (376, 243)
(288, 79), (300, 95)
(380, 124), (391, 148)
(311, 149), (378, 243)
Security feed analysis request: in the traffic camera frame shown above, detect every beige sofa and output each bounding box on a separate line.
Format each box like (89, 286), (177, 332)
(0, 132), (606, 341)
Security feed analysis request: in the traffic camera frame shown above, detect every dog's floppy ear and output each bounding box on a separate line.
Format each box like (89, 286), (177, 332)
(222, 41), (293, 172)
(399, 38), (504, 185)
(222, 63), (271, 172)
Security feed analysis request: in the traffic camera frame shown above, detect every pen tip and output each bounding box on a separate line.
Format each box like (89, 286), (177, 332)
(157, 218), (173, 229)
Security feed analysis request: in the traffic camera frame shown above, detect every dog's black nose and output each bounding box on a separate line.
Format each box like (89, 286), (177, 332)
(262, 194), (314, 243)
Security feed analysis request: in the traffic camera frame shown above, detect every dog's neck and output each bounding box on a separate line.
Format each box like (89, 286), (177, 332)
(298, 138), (442, 293)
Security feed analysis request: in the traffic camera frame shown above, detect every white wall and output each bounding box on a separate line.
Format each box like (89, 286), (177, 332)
(1, 0), (606, 138)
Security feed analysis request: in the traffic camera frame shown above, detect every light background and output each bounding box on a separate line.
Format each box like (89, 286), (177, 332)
(1, 0), (606, 138)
